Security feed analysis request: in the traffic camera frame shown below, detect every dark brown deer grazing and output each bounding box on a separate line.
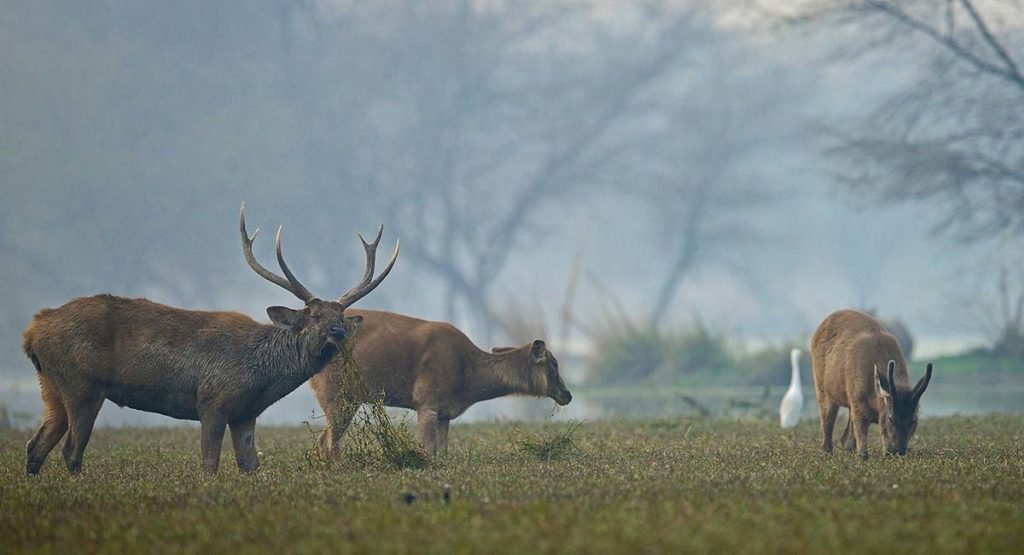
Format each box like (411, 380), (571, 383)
(21, 203), (398, 474)
(308, 309), (572, 458)
(811, 309), (933, 458)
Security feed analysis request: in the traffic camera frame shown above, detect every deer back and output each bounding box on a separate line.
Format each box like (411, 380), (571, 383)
(811, 309), (909, 409)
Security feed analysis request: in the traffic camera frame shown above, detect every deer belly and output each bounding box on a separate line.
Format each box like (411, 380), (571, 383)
(105, 384), (200, 420)
(382, 390), (415, 409)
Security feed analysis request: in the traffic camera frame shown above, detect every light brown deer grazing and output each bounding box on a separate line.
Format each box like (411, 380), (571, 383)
(309, 309), (573, 457)
(811, 309), (933, 458)
(21, 204), (398, 474)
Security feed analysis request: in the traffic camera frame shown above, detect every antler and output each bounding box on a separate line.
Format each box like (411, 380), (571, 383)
(336, 224), (400, 308)
(275, 226), (315, 303)
(241, 203), (398, 306)
(239, 202), (314, 303)
(913, 363), (933, 401)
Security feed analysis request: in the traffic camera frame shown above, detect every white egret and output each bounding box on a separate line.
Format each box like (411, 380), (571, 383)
(779, 348), (803, 428)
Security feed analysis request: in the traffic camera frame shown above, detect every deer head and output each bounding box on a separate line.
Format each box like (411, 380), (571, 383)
(874, 360), (933, 456)
(240, 202), (399, 354)
(492, 340), (572, 405)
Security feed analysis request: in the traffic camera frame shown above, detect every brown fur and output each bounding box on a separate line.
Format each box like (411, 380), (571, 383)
(23, 294), (363, 474)
(811, 309), (933, 458)
(309, 309), (572, 457)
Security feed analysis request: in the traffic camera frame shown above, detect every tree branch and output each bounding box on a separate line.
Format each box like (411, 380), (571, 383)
(957, 0), (1024, 90)
(864, 0), (1024, 92)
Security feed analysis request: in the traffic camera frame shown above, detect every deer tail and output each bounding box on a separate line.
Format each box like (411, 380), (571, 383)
(22, 322), (42, 372)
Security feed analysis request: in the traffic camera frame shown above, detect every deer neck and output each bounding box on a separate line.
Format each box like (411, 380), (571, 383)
(247, 326), (336, 387)
(465, 351), (541, 404)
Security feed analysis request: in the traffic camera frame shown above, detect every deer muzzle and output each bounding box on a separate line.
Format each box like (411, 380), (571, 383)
(551, 379), (572, 406)
(327, 324), (349, 341)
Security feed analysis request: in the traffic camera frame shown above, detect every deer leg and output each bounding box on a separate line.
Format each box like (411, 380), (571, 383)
(27, 414), (68, 475)
(840, 414), (856, 452)
(417, 409), (439, 458)
(199, 412), (228, 473)
(229, 418), (259, 473)
(61, 394), (104, 474)
(817, 399), (839, 454)
(319, 402), (357, 460)
(850, 407), (871, 460)
(26, 377), (69, 475)
(437, 418), (451, 455)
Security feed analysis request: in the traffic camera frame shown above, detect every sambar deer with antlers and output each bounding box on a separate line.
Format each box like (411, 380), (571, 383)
(811, 309), (933, 458)
(22, 204), (398, 474)
(309, 309), (572, 458)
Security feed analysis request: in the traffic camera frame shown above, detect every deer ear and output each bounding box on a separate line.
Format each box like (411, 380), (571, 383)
(874, 364), (891, 398)
(491, 346), (516, 354)
(267, 306), (306, 330)
(346, 315), (363, 329)
(913, 363), (933, 401)
(530, 340), (547, 363)
(887, 360), (896, 392)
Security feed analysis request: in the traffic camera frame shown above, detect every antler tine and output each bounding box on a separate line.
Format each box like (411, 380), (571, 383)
(362, 224), (385, 248)
(274, 226), (316, 303)
(887, 360), (896, 393)
(240, 202), (301, 295)
(338, 225), (384, 303)
(913, 363), (933, 400)
(337, 228), (400, 308)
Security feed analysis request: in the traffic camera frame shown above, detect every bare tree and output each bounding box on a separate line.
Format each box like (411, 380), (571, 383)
(991, 265), (1024, 356)
(335, 1), (716, 340)
(641, 100), (787, 327)
(955, 253), (1024, 357)
(604, 24), (800, 328)
(792, 0), (1024, 240)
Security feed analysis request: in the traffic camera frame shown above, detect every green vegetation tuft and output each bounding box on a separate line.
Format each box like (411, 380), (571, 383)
(1, 416), (1022, 553)
(585, 318), (811, 387)
(926, 351), (1023, 382)
(513, 420), (583, 461)
(586, 320), (732, 385)
(586, 318), (1022, 387)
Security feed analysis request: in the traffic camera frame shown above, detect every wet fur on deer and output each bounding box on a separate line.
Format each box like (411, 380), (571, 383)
(22, 204), (397, 475)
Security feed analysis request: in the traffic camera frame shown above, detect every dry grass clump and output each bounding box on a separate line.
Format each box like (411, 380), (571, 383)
(306, 344), (429, 470)
(513, 420), (583, 461)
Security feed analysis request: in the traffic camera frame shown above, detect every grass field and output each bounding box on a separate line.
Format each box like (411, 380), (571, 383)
(1, 416), (1022, 553)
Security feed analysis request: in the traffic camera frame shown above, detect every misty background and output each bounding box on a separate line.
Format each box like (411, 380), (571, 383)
(2, 0), (1022, 424)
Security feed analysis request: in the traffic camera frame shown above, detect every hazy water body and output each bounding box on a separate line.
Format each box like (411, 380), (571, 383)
(560, 385), (1024, 421)
(2, 379), (1021, 429)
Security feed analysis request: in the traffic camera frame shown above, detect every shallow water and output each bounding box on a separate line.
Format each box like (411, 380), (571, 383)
(2, 378), (1021, 429)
